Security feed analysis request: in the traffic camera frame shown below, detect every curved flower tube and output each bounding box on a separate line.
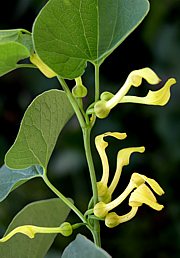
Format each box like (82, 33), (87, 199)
(94, 68), (176, 119)
(94, 172), (164, 218)
(105, 207), (138, 228)
(120, 78), (176, 106)
(105, 181), (164, 228)
(95, 132), (127, 199)
(108, 147), (145, 195)
(30, 53), (57, 78)
(0, 222), (73, 242)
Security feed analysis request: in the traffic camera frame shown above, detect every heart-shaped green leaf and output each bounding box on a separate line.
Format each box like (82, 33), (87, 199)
(0, 198), (71, 258)
(62, 234), (111, 258)
(0, 165), (43, 202)
(0, 29), (33, 77)
(33, 0), (150, 79)
(5, 90), (74, 170)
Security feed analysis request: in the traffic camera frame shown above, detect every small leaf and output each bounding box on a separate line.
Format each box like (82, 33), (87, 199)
(0, 42), (30, 77)
(33, 0), (150, 79)
(62, 234), (111, 258)
(0, 29), (33, 53)
(5, 90), (74, 170)
(0, 198), (71, 258)
(0, 165), (43, 202)
(0, 29), (34, 77)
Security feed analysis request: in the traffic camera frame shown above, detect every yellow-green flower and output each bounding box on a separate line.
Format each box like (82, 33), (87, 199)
(72, 77), (87, 98)
(30, 53), (57, 78)
(105, 182), (164, 228)
(0, 222), (73, 242)
(95, 132), (145, 203)
(95, 132), (127, 201)
(94, 172), (164, 220)
(105, 208), (138, 228)
(94, 67), (176, 118)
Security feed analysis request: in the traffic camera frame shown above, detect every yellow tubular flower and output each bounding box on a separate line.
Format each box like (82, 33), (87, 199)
(94, 180), (136, 218)
(30, 53), (56, 78)
(0, 222), (73, 242)
(94, 68), (176, 119)
(106, 68), (161, 110)
(129, 184), (164, 211)
(95, 132), (127, 199)
(120, 78), (176, 106)
(108, 146), (145, 195)
(105, 207), (138, 228)
(94, 172), (164, 218)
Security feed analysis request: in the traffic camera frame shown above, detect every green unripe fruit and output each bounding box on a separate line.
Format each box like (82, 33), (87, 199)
(105, 212), (120, 228)
(60, 222), (73, 237)
(72, 84), (87, 98)
(94, 201), (108, 218)
(100, 91), (114, 101)
(94, 100), (110, 119)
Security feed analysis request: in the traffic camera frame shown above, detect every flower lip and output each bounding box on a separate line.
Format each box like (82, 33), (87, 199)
(129, 184), (164, 211)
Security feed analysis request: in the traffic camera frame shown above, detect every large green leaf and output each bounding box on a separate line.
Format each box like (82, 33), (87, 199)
(33, 0), (150, 79)
(0, 198), (71, 258)
(61, 234), (111, 258)
(0, 165), (43, 202)
(0, 29), (33, 77)
(5, 90), (74, 170)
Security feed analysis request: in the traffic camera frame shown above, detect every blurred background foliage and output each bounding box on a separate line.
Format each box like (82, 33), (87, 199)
(0, 0), (180, 257)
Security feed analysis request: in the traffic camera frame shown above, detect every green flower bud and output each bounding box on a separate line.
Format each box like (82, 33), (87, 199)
(94, 201), (108, 218)
(100, 91), (114, 101)
(105, 212), (119, 228)
(72, 84), (87, 98)
(94, 100), (110, 119)
(105, 212), (120, 228)
(59, 222), (73, 237)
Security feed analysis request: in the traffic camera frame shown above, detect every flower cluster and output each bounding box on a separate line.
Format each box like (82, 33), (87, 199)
(93, 132), (164, 228)
(94, 67), (176, 118)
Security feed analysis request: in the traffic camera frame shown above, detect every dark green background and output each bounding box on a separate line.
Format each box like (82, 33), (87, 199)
(0, 1), (180, 257)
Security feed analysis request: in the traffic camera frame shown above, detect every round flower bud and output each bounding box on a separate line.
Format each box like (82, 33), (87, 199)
(100, 91), (114, 101)
(72, 84), (87, 98)
(94, 100), (110, 119)
(105, 212), (120, 228)
(59, 222), (73, 237)
(94, 201), (108, 218)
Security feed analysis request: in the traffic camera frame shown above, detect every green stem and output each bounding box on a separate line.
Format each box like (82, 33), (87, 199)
(43, 175), (87, 224)
(82, 128), (98, 204)
(57, 77), (86, 128)
(16, 64), (37, 69)
(95, 64), (100, 102)
(57, 76), (101, 246)
(82, 127), (101, 247)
